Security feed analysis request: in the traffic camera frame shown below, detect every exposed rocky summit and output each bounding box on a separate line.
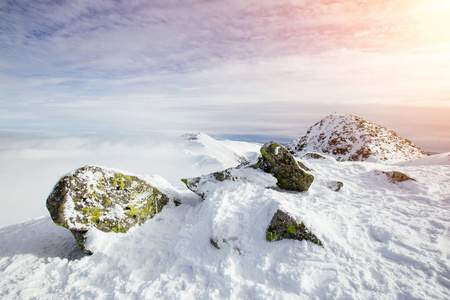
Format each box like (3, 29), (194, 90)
(287, 114), (429, 162)
(46, 165), (169, 254)
(266, 210), (323, 247)
(259, 142), (314, 192)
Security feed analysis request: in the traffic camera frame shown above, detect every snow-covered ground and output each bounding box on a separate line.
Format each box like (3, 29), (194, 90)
(0, 131), (260, 227)
(0, 132), (449, 299)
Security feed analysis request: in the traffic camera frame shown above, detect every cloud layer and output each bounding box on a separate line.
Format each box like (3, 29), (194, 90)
(1, 0), (449, 152)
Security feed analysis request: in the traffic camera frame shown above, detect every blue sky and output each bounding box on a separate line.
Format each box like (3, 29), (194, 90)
(1, 0), (449, 151)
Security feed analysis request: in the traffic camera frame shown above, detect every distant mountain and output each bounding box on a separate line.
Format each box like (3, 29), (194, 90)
(286, 114), (429, 162)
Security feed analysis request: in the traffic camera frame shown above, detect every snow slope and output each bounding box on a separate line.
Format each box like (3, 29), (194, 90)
(393, 152), (450, 167)
(0, 132), (260, 227)
(287, 114), (429, 162)
(1, 152), (449, 299)
(181, 132), (260, 168)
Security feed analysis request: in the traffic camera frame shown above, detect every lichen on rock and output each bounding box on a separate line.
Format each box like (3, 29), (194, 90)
(266, 210), (323, 247)
(259, 142), (314, 192)
(46, 165), (169, 254)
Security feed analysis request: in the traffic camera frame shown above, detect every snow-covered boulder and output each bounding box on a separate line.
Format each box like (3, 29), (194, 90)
(46, 165), (169, 254)
(287, 114), (429, 162)
(266, 210), (323, 247)
(259, 142), (314, 192)
(182, 166), (277, 200)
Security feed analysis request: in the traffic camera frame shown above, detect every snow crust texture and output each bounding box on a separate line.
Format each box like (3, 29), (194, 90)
(1, 152), (449, 299)
(0, 132), (449, 300)
(287, 114), (429, 162)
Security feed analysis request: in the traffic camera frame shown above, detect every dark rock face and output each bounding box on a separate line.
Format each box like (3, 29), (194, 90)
(260, 142), (314, 192)
(379, 171), (416, 184)
(46, 165), (169, 254)
(266, 210), (323, 247)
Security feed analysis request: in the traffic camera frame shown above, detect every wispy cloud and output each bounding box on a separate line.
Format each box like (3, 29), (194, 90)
(0, 0), (449, 151)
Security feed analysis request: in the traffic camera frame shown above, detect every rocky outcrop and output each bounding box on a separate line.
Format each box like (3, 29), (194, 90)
(377, 171), (416, 184)
(182, 142), (314, 198)
(266, 210), (323, 247)
(46, 165), (169, 254)
(259, 142), (314, 192)
(287, 114), (429, 162)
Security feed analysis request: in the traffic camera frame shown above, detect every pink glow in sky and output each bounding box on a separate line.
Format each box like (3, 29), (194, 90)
(0, 0), (449, 151)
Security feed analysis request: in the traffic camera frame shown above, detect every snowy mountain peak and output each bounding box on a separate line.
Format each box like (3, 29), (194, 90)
(181, 132), (261, 169)
(182, 132), (210, 142)
(286, 114), (429, 162)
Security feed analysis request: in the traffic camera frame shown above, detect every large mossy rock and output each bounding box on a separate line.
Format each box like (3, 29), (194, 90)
(46, 165), (169, 254)
(266, 210), (323, 247)
(259, 142), (314, 192)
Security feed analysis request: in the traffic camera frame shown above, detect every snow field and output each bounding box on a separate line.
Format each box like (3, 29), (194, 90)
(1, 150), (449, 299)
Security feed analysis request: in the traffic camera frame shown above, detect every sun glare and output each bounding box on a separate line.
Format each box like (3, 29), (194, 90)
(421, 0), (450, 14)
(411, 0), (450, 44)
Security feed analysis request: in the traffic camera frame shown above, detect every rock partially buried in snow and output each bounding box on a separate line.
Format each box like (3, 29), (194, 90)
(259, 142), (314, 192)
(301, 152), (326, 160)
(326, 181), (344, 192)
(377, 170), (416, 184)
(266, 210), (323, 247)
(46, 165), (169, 254)
(182, 167), (277, 200)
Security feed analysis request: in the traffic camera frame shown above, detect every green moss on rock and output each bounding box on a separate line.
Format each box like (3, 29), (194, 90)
(46, 165), (170, 254)
(266, 210), (323, 247)
(259, 142), (314, 192)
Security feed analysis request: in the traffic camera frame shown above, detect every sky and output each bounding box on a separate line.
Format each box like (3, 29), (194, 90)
(1, 0), (450, 152)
